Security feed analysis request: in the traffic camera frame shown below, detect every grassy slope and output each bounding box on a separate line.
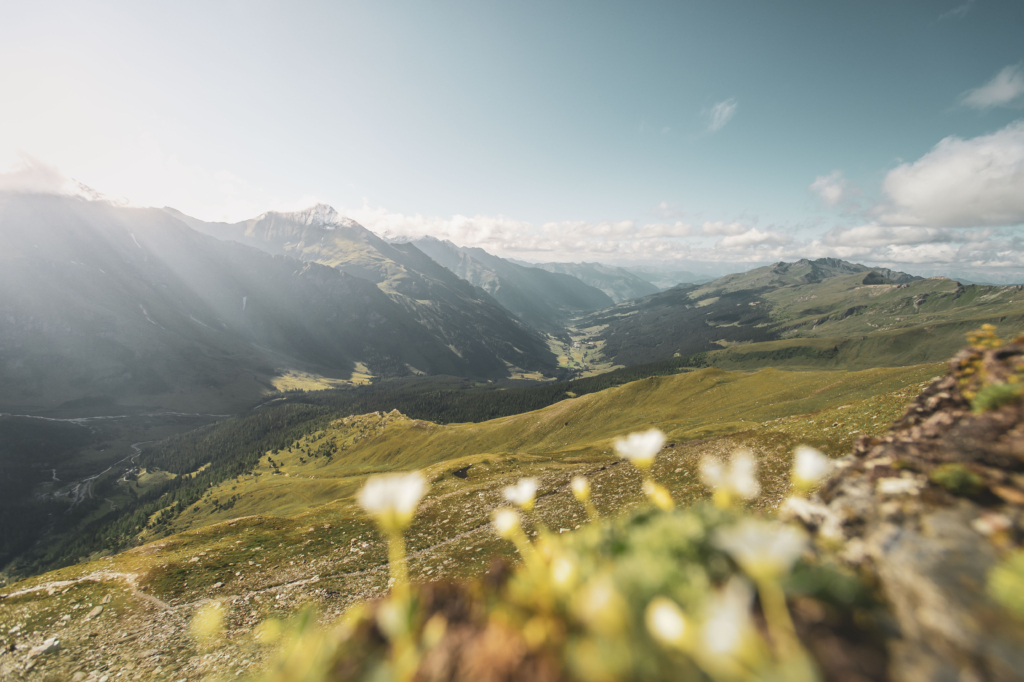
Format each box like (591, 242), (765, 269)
(149, 363), (937, 536)
(0, 363), (941, 680)
(704, 276), (1024, 370)
(586, 265), (1024, 371)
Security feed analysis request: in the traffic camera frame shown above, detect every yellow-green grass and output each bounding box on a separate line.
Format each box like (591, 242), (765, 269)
(271, 368), (371, 392)
(704, 316), (1024, 371)
(549, 326), (623, 377)
(0, 364), (939, 680)
(160, 362), (940, 536)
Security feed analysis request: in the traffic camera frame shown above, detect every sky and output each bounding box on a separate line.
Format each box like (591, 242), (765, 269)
(2, 0), (1024, 279)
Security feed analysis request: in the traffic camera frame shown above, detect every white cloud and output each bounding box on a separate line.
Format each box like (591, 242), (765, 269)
(809, 171), (846, 207)
(717, 228), (791, 249)
(638, 222), (696, 238)
(825, 224), (961, 247)
(879, 120), (1024, 227)
(706, 98), (738, 133)
(702, 221), (748, 236)
(961, 64), (1024, 109)
(346, 202), (533, 251)
(0, 153), (75, 195)
(543, 220), (638, 238)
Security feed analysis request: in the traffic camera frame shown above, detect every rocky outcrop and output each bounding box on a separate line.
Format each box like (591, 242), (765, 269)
(786, 337), (1024, 681)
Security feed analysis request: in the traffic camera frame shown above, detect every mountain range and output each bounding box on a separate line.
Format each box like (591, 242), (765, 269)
(524, 261), (660, 303)
(406, 237), (614, 331)
(0, 195), (557, 412)
(6, 195), (1024, 417)
(579, 257), (1024, 369)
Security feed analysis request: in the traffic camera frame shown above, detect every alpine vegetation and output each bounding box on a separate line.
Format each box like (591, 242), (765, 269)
(254, 430), (849, 682)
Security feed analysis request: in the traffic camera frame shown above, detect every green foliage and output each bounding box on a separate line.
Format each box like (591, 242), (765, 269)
(258, 506), (869, 682)
(988, 551), (1024, 621)
(8, 402), (332, 579)
(929, 463), (985, 496)
(0, 417), (97, 567)
(970, 383), (1022, 413)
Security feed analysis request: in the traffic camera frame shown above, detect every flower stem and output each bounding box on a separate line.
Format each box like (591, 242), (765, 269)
(755, 576), (815, 680)
(643, 475), (676, 511)
(387, 531), (409, 602)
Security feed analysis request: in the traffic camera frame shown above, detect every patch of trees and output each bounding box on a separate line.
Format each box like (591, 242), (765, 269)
(8, 352), (711, 580)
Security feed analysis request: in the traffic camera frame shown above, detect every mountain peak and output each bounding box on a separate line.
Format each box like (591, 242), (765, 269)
(263, 204), (361, 230)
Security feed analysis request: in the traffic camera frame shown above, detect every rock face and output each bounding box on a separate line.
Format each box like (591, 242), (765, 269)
(788, 338), (1024, 681)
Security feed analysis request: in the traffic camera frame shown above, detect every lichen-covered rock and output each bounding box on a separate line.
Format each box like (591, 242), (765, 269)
(786, 339), (1024, 681)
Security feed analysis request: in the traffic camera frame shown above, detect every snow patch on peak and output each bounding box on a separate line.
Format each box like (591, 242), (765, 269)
(380, 231), (415, 244)
(281, 204), (362, 230)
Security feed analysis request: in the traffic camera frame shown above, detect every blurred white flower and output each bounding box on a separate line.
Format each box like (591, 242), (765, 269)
(491, 508), (521, 539)
(792, 446), (832, 492)
(570, 475), (591, 502)
(713, 518), (807, 580)
(573, 575), (627, 635)
(642, 478), (676, 511)
(614, 428), (666, 470)
(551, 556), (577, 589)
(504, 477), (539, 511)
(357, 471), (427, 533)
(700, 449), (760, 507)
(701, 576), (755, 656)
(646, 596), (689, 648)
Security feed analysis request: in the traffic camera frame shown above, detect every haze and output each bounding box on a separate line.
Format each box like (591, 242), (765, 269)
(2, 1), (1023, 279)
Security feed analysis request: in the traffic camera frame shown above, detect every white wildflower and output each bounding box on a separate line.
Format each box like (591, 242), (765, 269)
(357, 471), (427, 533)
(713, 518), (807, 581)
(700, 449), (760, 507)
(792, 446), (833, 492)
(551, 556), (577, 589)
(504, 477), (539, 511)
(570, 476), (591, 502)
(642, 478), (676, 511)
(491, 508), (521, 539)
(613, 428), (666, 470)
(646, 597), (689, 648)
(701, 576), (756, 656)
(573, 575), (626, 635)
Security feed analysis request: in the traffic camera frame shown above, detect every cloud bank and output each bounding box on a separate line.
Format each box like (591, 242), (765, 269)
(11, 111), (1024, 284)
(878, 120), (1024, 227)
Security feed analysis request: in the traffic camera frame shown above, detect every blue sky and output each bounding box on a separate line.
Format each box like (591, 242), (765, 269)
(2, 1), (1023, 278)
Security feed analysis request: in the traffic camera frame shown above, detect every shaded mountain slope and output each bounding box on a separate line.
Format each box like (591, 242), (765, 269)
(173, 206), (555, 377)
(409, 237), (613, 331)
(527, 260), (659, 303)
(0, 195), (508, 413)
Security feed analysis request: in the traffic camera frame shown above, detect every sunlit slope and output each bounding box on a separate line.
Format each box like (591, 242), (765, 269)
(1, 363), (939, 681)
(703, 276), (1024, 370)
(166, 362), (941, 533)
(582, 257), (1024, 368)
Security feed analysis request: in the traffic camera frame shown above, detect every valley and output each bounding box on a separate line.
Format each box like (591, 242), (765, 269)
(0, 361), (939, 680)
(3, 195), (1024, 681)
